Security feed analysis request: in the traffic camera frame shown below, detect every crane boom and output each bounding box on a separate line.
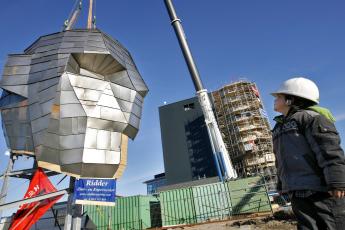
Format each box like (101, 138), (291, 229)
(64, 0), (82, 31)
(87, 0), (94, 29)
(164, 0), (237, 180)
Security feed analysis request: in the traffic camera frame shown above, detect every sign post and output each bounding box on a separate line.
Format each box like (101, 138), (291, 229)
(74, 179), (116, 206)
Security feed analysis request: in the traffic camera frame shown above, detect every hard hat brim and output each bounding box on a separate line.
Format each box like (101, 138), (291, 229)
(270, 91), (319, 104)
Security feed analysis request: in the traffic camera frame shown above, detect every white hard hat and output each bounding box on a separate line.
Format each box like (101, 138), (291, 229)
(271, 77), (319, 104)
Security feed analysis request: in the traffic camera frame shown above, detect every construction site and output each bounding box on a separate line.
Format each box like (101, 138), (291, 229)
(0, 0), (343, 229)
(212, 81), (276, 191)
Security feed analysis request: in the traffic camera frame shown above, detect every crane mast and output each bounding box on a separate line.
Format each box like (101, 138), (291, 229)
(164, 0), (237, 180)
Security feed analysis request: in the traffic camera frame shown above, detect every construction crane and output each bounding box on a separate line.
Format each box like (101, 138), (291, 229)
(64, 0), (96, 31)
(64, 0), (82, 30)
(164, 0), (238, 181)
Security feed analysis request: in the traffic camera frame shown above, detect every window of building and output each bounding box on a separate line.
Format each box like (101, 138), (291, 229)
(184, 103), (195, 111)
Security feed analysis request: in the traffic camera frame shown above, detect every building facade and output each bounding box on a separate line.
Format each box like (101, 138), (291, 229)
(159, 80), (276, 189)
(159, 97), (217, 185)
(143, 173), (167, 194)
(212, 80), (276, 188)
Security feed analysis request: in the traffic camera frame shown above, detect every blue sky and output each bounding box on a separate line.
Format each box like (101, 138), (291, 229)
(0, 0), (345, 212)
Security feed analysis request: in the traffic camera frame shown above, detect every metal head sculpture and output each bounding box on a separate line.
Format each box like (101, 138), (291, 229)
(0, 29), (148, 178)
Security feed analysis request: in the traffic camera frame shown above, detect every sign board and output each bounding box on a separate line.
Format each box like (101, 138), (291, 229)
(74, 179), (116, 206)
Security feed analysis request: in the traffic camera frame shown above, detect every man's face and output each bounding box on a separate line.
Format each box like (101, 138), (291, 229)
(0, 30), (148, 178)
(274, 94), (289, 114)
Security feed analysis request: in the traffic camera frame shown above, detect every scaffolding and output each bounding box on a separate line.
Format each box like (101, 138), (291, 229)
(212, 80), (276, 190)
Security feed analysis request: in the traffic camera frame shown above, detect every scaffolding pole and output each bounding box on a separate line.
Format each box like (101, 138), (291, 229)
(0, 153), (15, 219)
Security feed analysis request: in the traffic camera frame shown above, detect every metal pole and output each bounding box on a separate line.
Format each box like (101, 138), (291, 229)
(164, 0), (204, 91)
(64, 177), (82, 230)
(87, 0), (94, 29)
(0, 153), (15, 219)
(0, 190), (67, 211)
(72, 204), (83, 230)
(66, 1), (82, 30)
(64, 178), (74, 230)
(164, 0), (223, 179)
(164, 0), (238, 180)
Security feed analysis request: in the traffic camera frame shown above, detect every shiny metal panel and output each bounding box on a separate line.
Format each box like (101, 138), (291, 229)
(110, 132), (121, 151)
(84, 128), (97, 148)
(82, 105), (101, 118)
(66, 55), (80, 73)
(40, 99), (55, 116)
(97, 130), (111, 150)
(79, 100), (97, 106)
(31, 54), (61, 65)
(105, 151), (121, 164)
(59, 118), (73, 135)
(42, 132), (60, 149)
(5, 55), (32, 66)
(128, 114), (140, 128)
(33, 131), (44, 146)
(123, 125), (138, 139)
(60, 91), (79, 104)
(37, 146), (60, 163)
(3, 65), (31, 76)
(59, 149), (83, 164)
(87, 117), (114, 130)
(110, 83), (136, 102)
(130, 103), (142, 118)
(97, 94), (120, 109)
(68, 73), (106, 91)
(28, 102), (42, 120)
(83, 149), (106, 163)
(60, 103), (86, 118)
(60, 73), (74, 91)
(127, 70), (148, 97)
(59, 134), (85, 149)
(105, 70), (135, 90)
(31, 115), (50, 133)
(100, 107), (126, 122)
(60, 163), (82, 177)
(1, 85), (28, 98)
(38, 77), (60, 92)
(0, 75), (29, 86)
(71, 117), (79, 134)
(81, 89), (102, 102)
(79, 68), (104, 80)
(103, 85), (114, 96)
(117, 99), (133, 113)
(47, 118), (59, 134)
(38, 86), (58, 103)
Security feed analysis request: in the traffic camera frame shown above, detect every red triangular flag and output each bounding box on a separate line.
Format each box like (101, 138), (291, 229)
(251, 85), (260, 98)
(9, 168), (63, 230)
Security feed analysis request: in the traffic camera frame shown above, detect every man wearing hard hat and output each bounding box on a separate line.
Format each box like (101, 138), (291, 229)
(271, 77), (345, 229)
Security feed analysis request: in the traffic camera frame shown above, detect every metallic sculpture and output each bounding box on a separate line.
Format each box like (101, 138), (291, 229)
(0, 29), (148, 178)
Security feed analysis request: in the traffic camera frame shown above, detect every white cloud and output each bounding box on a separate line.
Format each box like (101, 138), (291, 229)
(4, 150), (10, 156)
(335, 113), (345, 122)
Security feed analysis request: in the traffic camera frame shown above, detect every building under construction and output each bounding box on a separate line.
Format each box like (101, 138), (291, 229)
(212, 80), (276, 187)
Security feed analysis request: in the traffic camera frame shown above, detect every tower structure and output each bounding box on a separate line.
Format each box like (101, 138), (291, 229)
(212, 80), (276, 188)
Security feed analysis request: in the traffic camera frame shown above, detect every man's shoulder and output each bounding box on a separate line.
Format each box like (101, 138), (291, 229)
(289, 109), (321, 130)
(292, 109), (320, 121)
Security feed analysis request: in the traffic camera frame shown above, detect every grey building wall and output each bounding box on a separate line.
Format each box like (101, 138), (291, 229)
(159, 97), (217, 185)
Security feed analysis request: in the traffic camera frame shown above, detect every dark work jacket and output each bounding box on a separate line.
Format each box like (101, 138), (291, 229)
(272, 108), (345, 193)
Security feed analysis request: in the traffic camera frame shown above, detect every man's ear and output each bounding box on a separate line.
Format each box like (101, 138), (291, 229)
(285, 99), (292, 106)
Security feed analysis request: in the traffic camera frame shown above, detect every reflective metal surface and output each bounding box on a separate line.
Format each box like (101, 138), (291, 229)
(0, 29), (148, 178)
